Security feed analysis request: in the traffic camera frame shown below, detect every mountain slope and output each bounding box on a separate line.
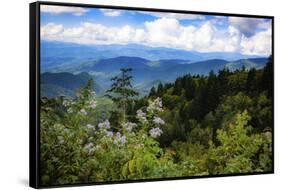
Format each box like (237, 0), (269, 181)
(41, 72), (104, 98)
(41, 41), (262, 71)
(162, 59), (229, 77)
(41, 84), (74, 98)
(225, 58), (269, 71)
(135, 80), (164, 96)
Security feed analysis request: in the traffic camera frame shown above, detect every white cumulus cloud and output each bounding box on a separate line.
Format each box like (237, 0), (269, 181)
(228, 17), (271, 37)
(41, 17), (272, 56)
(41, 23), (64, 39)
(138, 11), (205, 20)
(100, 9), (122, 17)
(41, 22), (146, 45)
(240, 28), (272, 55)
(41, 5), (88, 16)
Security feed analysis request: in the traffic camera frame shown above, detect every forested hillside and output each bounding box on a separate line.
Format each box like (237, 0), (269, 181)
(40, 56), (273, 186)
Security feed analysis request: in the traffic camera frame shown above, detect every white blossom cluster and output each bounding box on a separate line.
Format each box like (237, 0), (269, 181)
(87, 90), (97, 109)
(84, 142), (100, 154)
(136, 109), (147, 123)
(149, 127), (163, 138)
(98, 120), (110, 130)
(96, 120), (127, 145)
(153, 116), (165, 125)
(86, 124), (95, 129)
(106, 131), (114, 137)
(89, 99), (97, 109)
(113, 132), (127, 145)
(135, 97), (165, 138)
(65, 89), (97, 115)
(123, 122), (137, 132)
(90, 90), (95, 96)
(79, 108), (87, 115)
(84, 142), (94, 150)
(62, 99), (71, 107)
(147, 97), (163, 113)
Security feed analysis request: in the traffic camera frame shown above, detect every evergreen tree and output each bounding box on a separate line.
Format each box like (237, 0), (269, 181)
(246, 68), (257, 95)
(106, 68), (138, 122)
(157, 83), (164, 96)
(205, 70), (219, 114)
(149, 86), (156, 97)
(217, 68), (230, 96)
(189, 78), (207, 120)
(183, 75), (196, 101)
(261, 56), (273, 97)
(173, 78), (182, 96)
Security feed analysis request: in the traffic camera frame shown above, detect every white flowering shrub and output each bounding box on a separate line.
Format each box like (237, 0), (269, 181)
(39, 61), (274, 186)
(40, 81), (176, 185)
(40, 80), (271, 185)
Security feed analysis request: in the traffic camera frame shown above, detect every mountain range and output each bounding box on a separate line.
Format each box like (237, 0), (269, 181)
(41, 41), (263, 71)
(40, 41), (269, 98)
(40, 55), (269, 98)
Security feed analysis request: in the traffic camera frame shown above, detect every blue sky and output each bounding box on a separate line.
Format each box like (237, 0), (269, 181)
(41, 7), (155, 28)
(40, 5), (272, 56)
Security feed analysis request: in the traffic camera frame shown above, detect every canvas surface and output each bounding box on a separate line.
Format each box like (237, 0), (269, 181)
(37, 3), (273, 187)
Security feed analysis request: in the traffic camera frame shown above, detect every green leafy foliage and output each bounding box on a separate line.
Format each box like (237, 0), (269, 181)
(206, 111), (272, 174)
(40, 60), (273, 185)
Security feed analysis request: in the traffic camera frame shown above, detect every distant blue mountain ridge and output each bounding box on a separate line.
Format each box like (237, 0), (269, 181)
(40, 41), (269, 98)
(40, 53), (269, 98)
(41, 41), (264, 71)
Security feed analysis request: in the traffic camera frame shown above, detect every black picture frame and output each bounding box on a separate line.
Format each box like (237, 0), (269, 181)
(30, 1), (274, 188)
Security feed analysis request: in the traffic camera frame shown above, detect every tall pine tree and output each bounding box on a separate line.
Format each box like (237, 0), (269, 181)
(261, 56), (273, 98)
(106, 68), (138, 122)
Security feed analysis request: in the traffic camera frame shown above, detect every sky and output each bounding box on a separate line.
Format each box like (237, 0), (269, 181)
(40, 5), (272, 56)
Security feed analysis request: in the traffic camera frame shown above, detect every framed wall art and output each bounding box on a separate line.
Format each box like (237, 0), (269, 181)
(30, 1), (274, 188)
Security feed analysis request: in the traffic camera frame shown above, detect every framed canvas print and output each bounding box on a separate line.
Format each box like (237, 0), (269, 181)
(30, 1), (274, 188)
